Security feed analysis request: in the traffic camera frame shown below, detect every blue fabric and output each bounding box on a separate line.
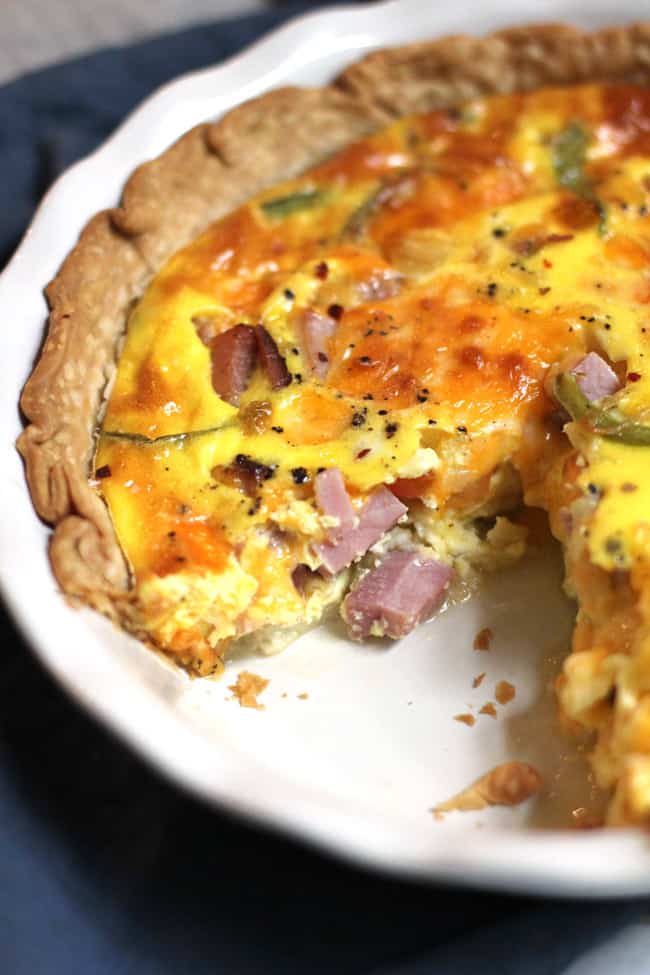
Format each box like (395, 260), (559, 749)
(2, 8), (650, 972)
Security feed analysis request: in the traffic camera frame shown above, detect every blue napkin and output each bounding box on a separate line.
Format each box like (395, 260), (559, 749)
(2, 7), (650, 972)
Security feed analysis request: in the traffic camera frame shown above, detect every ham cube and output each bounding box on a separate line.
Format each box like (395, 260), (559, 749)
(255, 325), (292, 390)
(314, 468), (356, 540)
(570, 352), (620, 402)
(210, 323), (256, 406)
(316, 486), (406, 574)
(299, 309), (337, 379)
(342, 550), (453, 640)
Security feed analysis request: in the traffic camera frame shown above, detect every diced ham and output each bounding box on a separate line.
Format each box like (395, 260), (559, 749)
(357, 270), (403, 302)
(255, 325), (292, 389)
(342, 549), (453, 640)
(314, 468), (356, 540)
(316, 486), (406, 574)
(210, 323), (257, 406)
(299, 309), (337, 379)
(570, 352), (620, 402)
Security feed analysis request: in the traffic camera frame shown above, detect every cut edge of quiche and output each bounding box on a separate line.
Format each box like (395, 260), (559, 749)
(17, 22), (650, 827)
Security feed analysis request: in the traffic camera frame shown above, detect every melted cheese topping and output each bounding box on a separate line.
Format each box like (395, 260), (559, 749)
(96, 83), (650, 822)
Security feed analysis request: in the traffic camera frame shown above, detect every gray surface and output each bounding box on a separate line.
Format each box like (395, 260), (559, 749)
(0, 0), (265, 84)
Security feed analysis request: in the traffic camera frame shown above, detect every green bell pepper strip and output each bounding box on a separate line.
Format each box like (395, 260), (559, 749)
(554, 372), (650, 446)
(260, 188), (328, 219)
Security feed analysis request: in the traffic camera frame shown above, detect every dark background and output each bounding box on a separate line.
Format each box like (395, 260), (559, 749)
(2, 6), (648, 972)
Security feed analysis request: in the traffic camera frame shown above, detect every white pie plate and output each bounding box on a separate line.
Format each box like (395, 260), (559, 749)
(3, 0), (650, 897)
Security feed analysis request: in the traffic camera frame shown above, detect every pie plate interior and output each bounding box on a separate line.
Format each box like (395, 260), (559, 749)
(3, 0), (650, 897)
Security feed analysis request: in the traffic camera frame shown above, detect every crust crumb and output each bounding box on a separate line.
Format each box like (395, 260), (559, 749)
(472, 672), (486, 688)
(479, 702), (497, 718)
(495, 680), (516, 705)
(473, 627), (493, 651)
(432, 761), (543, 814)
(454, 712), (475, 727)
(297, 692), (309, 700)
(228, 670), (269, 709)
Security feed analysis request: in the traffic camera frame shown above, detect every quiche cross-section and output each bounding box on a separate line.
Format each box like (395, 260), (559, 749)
(17, 24), (650, 826)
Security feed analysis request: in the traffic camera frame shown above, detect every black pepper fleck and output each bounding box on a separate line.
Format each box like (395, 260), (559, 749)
(247, 497), (262, 516)
(291, 467), (310, 485)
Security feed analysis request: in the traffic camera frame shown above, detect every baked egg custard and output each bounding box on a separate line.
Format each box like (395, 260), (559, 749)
(94, 83), (650, 825)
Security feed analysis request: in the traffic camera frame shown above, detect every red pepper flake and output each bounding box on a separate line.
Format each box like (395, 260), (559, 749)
(327, 303), (344, 320)
(628, 372), (642, 382)
(94, 465), (112, 479)
(356, 448), (371, 459)
(315, 261), (329, 280)
(543, 259), (552, 268)
(538, 286), (551, 296)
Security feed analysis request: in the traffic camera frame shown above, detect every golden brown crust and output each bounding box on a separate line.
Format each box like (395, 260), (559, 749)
(18, 21), (650, 613)
(335, 23), (650, 116)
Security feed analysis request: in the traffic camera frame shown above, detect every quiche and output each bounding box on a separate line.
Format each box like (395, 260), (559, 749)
(17, 23), (650, 826)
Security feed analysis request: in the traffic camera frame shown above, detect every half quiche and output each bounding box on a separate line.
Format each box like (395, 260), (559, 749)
(18, 23), (650, 826)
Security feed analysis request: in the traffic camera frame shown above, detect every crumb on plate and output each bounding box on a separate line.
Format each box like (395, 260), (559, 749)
(454, 712), (476, 727)
(495, 680), (516, 705)
(228, 670), (269, 709)
(473, 628), (493, 652)
(432, 761), (543, 814)
(479, 702), (497, 718)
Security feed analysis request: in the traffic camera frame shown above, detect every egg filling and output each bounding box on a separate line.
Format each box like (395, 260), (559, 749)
(96, 83), (650, 824)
